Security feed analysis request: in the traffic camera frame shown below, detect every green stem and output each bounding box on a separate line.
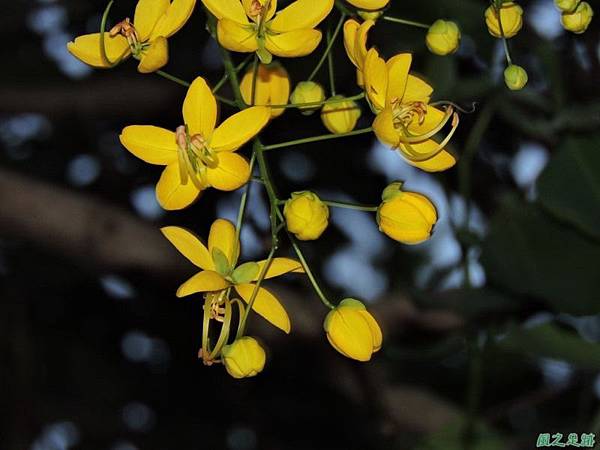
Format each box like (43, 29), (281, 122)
(493, 2), (513, 65)
(251, 56), (260, 106)
(323, 200), (378, 212)
(265, 92), (364, 110)
(382, 15), (430, 29)
(289, 237), (335, 309)
(234, 153), (256, 266)
(308, 12), (346, 82)
(156, 70), (190, 87)
(327, 29), (336, 96)
(212, 54), (253, 94)
(263, 127), (373, 151)
(219, 46), (245, 109)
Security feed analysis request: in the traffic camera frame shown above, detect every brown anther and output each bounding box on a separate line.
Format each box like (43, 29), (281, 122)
(198, 348), (218, 366)
(249, 0), (264, 17)
(109, 18), (139, 46)
(190, 134), (207, 149)
(176, 125), (188, 150)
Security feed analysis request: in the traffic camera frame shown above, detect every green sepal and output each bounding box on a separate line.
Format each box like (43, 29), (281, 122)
(381, 181), (405, 202)
(212, 247), (231, 276)
(230, 262), (260, 284)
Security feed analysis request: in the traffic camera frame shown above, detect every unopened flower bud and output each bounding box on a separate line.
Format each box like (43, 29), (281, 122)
(221, 337), (266, 379)
(377, 184), (437, 244)
(426, 20), (461, 56)
(347, 0), (389, 10)
(240, 63), (290, 118)
(321, 96), (361, 134)
(503, 64), (528, 90)
(561, 1), (593, 33)
(290, 81), (326, 115)
(554, 0), (579, 13)
(283, 191), (329, 241)
(485, 2), (523, 38)
(324, 298), (382, 362)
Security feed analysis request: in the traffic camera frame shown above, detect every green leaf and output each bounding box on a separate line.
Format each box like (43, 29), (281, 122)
(537, 135), (600, 241)
(212, 247), (230, 276)
(230, 262), (260, 285)
(480, 198), (600, 315)
(499, 323), (600, 369)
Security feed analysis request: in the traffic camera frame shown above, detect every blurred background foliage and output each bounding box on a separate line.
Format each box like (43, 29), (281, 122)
(1, 0), (599, 449)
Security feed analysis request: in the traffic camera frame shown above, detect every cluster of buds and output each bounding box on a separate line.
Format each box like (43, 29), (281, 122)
(555, 0), (594, 33)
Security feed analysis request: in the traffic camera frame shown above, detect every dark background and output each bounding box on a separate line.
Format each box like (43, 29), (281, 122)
(1, 0), (600, 449)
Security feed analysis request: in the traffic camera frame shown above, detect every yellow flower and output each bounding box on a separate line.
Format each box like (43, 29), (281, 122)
(161, 219), (305, 333)
(504, 64), (528, 90)
(240, 63), (290, 118)
(120, 77), (270, 210)
(324, 298), (382, 362)
(343, 18), (375, 86)
(202, 0), (334, 63)
(561, 2), (593, 33)
(364, 49), (459, 172)
(221, 336), (266, 378)
(321, 96), (362, 134)
(376, 182), (437, 244)
(290, 81), (326, 115)
(346, 0), (389, 10)
(484, 2), (523, 38)
(67, 0), (195, 73)
(283, 191), (330, 240)
(426, 20), (461, 56)
(555, 0), (579, 13)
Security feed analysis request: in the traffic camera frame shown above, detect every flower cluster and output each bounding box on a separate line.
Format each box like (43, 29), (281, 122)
(65, 0), (589, 378)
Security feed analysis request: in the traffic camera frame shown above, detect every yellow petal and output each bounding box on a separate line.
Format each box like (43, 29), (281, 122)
(268, 0), (334, 33)
(206, 152), (251, 191)
(252, 257), (304, 280)
(242, 0), (277, 22)
(235, 284), (291, 333)
(407, 106), (445, 136)
(67, 33), (130, 68)
(217, 19), (258, 53)
(120, 125), (177, 165)
(399, 139), (457, 172)
(347, 0), (389, 9)
(176, 270), (230, 297)
(156, 163), (201, 210)
(183, 77), (218, 138)
(360, 310), (383, 351)
(137, 36), (169, 73)
(161, 226), (214, 270)
(210, 106), (270, 152)
(240, 65), (290, 117)
(151, 0), (197, 38)
(265, 29), (322, 57)
(372, 107), (398, 147)
(385, 53), (411, 105)
(364, 48), (387, 112)
(202, 0), (249, 23)
(355, 19), (375, 68)
(343, 19), (360, 67)
(134, 0), (169, 41)
(325, 308), (374, 361)
(208, 219), (239, 268)
(402, 74), (434, 104)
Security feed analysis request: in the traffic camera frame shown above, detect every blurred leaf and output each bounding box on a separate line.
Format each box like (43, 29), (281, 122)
(480, 198), (600, 315)
(422, 288), (519, 320)
(499, 322), (600, 369)
(415, 419), (506, 450)
(537, 135), (600, 241)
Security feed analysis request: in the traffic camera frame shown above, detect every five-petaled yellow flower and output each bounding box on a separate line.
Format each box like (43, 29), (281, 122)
(202, 0), (334, 63)
(161, 219), (304, 333)
(120, 77), (270, 210)
(67, 0), (195, 73)
(364, 49), (459, 172)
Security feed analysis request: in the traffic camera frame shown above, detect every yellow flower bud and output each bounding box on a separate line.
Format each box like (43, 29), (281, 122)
(347, 0), (390, 11)
(426, 20), (461, 56)
(357, 10), (384, 21)
(555, 0), (580, 13)
(561, 1), (593, 33)
(290, 81), (326, 115)
(485, 2), (524, 38)
(324, 298), (382, 362)
(221, 337), (266, 379)
(283, 191), (329, 241)
(503, 64), (528, 90)
(240, 63), (290, 118)
(321, 96), (361, 134)
(377, 183), (438, 244)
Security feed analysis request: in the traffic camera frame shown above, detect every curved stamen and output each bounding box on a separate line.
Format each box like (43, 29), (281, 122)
(397, 106), (455, 144)
(208, 296), (233, 361)
(175, 125), (189, 185)
(396, 112), (460, 162)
